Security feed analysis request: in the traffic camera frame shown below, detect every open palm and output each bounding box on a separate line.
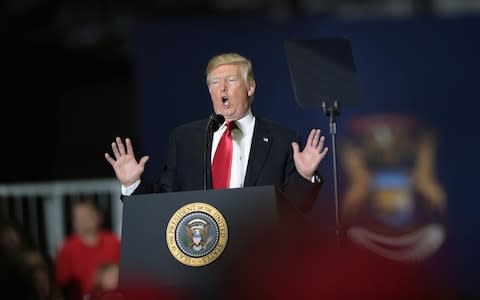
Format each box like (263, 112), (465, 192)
(292, 129), (328, 181)
(105, 137), (149, 187)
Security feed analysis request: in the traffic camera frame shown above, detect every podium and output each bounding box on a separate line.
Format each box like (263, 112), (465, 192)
(118, 185), (307, 297)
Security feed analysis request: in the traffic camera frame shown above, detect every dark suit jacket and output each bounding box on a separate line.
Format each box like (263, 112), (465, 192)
(132, 117), (322, 211)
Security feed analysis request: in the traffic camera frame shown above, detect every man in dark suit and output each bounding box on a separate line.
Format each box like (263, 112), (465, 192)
(105, 53), (328, 210)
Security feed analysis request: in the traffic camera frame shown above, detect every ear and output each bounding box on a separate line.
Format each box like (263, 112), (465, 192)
(247, 81), (256, 97)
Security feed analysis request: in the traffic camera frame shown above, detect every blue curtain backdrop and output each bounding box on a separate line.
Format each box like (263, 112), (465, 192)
(131, 16), (480, 292)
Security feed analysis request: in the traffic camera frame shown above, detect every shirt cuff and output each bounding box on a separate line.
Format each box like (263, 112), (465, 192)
(121, 180), (141, 196)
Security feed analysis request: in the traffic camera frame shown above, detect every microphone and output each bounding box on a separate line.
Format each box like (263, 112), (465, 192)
(204, 113), (225, 190)
(207, 113), (225, 132)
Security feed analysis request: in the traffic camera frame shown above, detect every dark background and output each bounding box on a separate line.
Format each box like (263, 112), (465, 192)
(3, 0), (480, 295)
(5, 0), (480, 182)
(133, 16), (480, 292)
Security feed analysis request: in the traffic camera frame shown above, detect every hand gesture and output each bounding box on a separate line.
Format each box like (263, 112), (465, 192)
(105, 137), (149, 187)
(292, 129), (328, 181)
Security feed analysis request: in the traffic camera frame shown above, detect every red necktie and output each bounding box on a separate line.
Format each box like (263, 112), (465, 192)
(212, 122), (236, 189)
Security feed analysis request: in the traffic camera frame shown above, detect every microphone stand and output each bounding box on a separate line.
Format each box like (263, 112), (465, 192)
(203, 126), (210, 190)
(322, 100), (341, 245)
(203, 116), (214, 190)
(204, 114), (224, 190)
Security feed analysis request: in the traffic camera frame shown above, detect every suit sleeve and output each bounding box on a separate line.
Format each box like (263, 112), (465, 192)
(131, 129), (178, 195)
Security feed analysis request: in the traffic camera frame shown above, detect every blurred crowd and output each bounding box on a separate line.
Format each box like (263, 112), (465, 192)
(0, 200), (120, 300)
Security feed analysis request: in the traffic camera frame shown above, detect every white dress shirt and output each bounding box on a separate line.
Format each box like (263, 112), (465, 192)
(122, 109), (256, 195)
(211, 109), (255, 188)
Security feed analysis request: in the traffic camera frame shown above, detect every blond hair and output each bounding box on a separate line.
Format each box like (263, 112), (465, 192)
(206, 53), (255, 85)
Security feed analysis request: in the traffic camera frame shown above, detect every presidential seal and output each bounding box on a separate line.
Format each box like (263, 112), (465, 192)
(166, 202), (228, 267)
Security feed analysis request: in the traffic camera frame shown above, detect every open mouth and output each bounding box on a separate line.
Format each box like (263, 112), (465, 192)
(221, 96), (230, 108)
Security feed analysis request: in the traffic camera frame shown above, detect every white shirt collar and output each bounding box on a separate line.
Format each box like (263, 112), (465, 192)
(219, 109), (255, 133)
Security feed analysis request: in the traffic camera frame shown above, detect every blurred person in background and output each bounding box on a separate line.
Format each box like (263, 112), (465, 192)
(55, 200), (120, 300)
(1, 246), (41, 300)
(92, 263), (119, 292)
(89, 262), (186, 300)
(23, 248), (63, 300)
(0, 218), (30, 255)
(1, 218), (38, 299)
(1, 218), (61, 300)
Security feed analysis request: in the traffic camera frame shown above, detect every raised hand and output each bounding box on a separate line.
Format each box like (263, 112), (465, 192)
(105, 137), (149, 187)
(292, 129), (328, 181)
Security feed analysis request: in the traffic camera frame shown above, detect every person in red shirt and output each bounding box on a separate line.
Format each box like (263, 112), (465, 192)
(55, 200), (120, 300)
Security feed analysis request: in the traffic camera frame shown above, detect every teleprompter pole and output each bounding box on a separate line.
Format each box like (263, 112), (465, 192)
(322, 100), (341, 245)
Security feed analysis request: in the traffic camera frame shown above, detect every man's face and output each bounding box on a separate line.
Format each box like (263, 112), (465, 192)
(72, 204), (100, 236)
(208, 64), (255, 122)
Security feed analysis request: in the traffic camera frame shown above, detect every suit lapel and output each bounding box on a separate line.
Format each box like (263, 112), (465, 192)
(244, 118), (272, 187)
